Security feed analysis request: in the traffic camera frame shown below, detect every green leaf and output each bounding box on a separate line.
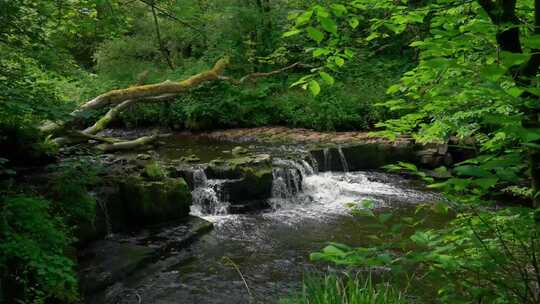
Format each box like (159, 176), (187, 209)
(480, 64), (506, 82)
(432, 203), (449, 215)
(378, 213), (393, 224)
(318, 17), (338, 35)
(306, 26), (325, 43)
(322, 244), (346, 256)
(525, 87), (540, 97)
(290, 75), (313, 88)
(309, 80), (321, 96)
(313, 48), (330, 57)
(523, 35), (540, 49)
(506, 86), (524, 97)
(474, 177), (498, 189)
(319, 71), (335, 85)
(282, 29), (302, 37)
(454, 165), (492, 178)
(334, 56), (345, 67)
(362, 199), (375, 209)
(330, 4), (347, 16)
(501, 51), (531, 68)
(366, 32), (380, 41)
(295, 10), (313, 26)
(349, 17), (359, 29)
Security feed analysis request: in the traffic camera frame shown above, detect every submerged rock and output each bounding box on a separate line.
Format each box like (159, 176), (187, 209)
(231, 146), (249, 156)
(79, 216), (213, 296)
(78, 240), (155, 294)
(180, 154), (201, 163)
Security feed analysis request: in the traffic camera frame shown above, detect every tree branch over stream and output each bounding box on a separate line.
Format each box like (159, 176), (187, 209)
(42, 57), (309, 152)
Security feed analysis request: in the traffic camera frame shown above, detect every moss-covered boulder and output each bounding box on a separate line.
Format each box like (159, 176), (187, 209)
(205, 154), (271, 179)
(205, 154), (273, 212)
(108, 176), (192, 229)
(222, 166), (273, 204)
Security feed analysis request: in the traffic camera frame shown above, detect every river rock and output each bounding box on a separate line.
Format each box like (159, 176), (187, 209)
(205, 154), (273, 212)
(78, 240), (155, 294)
(231, 146), (249, 156)
(123, 177), (191, 224)
(136, 153), (152, 160)
(106, 176), (192, 230)
(79, 216), (213, 296)
(180, 154), (201, 163)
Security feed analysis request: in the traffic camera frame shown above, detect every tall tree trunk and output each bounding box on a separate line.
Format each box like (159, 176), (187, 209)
(150, 0), (174, 69)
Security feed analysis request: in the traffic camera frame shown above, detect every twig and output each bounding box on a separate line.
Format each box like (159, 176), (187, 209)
(222, 256), (253, 299)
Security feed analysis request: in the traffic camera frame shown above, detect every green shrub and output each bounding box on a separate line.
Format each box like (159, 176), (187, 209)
(0, 196), (79, 303)
(280, 274), (407, 304)
(48, 159), (100, 226)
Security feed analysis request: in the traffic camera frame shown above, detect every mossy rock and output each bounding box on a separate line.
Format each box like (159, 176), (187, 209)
(205, 154), (274, 211)
(109, 176), (192, 229)
(231, 146), (249, 156)
(205, 154), (271, 179)
(222, 166), (273, 204)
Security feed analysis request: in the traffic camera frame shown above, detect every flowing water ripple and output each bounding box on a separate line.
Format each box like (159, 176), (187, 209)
(92, 160), (440, 304)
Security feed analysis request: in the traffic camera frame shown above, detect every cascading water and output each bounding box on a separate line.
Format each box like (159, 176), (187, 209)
(269, 158), (316, 209)
(192, 168), (208, 187)
(90, 138), (442, 304)
(307, 153), (319, 174)
(300, 159), (315, 175)
(191, 169), (229, 215)
(323, 148), (332, 171)
(337, 146), (349, 172)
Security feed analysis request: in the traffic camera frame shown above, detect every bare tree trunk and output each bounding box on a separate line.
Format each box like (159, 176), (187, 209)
(96, 134), (160, 152)
(150, 0), (174, 69)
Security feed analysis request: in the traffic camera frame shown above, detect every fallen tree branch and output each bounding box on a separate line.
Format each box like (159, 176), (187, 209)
(83, 93), (178, 135)
(44, 57), (311, 152)
(79, 57), (229, 111)
(53, 131), (122, 146)
(218, 62), (310, 84)
(95, 134), (160, 152)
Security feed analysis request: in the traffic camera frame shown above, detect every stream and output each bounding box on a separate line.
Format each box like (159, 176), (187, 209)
(87, 134), (441, 304)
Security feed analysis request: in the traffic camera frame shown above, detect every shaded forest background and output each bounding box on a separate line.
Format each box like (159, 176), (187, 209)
(3, 0), (540, 303)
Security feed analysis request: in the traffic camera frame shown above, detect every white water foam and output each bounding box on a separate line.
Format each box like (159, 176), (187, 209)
(192, 159), (434, 226)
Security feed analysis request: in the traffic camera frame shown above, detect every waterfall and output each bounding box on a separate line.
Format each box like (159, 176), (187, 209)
(271, 166), (301, 199)
(307, 153), (319, 174)
(191, 169), (229, 215)
(300, 160), (315, 175)
(337, 147), (349, 172)
(323, 148), (332, 171)
(193, 168), (208, 187)
(269, 158), (315, 209)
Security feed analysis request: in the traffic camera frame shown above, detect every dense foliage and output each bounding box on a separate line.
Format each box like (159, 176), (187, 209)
(284, 0), (540, 303)
(0, 160), (98, 302)
(2, 0), (540, 303)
